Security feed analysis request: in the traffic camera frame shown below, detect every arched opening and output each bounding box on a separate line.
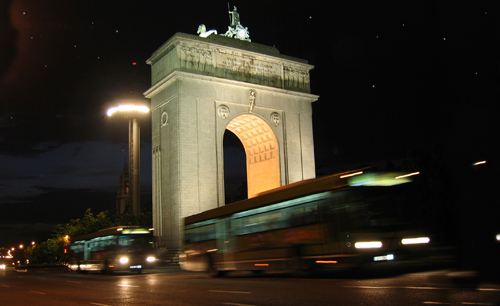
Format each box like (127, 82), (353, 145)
(223, 130), (247, 203)
(225, 114), (280, 199)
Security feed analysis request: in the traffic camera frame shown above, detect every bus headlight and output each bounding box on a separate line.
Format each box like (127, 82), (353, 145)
(119, 257), (129, 264)
(401, 237), (430, 245)
(354, 241), (382, 249)
(146, 256), (155, 263)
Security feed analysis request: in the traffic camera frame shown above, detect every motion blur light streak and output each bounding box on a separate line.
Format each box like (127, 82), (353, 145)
(354, 241), (382, 249)
(395, 172), (420, 179)
(401, 237), (430, 245)
(472, 160), (486, 166)
(340, 171), (363, 178)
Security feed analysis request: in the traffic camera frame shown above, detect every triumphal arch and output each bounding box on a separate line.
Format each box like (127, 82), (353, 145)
(145, 9), (318, 250)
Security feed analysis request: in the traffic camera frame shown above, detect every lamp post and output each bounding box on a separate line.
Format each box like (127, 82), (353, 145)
(107, 104), (149, 214)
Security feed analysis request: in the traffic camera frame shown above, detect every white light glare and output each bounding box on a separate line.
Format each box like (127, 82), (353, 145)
(496, 234), (500, 241)
(119, 257), (129, 264)
(354, 241), (382, 249)
(401, 237), (430, 245)
(107, 105), (149, 116)
(146, 256), (155, 262)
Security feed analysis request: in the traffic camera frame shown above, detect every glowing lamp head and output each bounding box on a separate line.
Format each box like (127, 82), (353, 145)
(107, 104), (149, 117)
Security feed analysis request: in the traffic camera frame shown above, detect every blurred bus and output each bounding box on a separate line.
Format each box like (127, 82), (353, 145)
(69, 226), (157, 273)
(181, 170), (431, 276)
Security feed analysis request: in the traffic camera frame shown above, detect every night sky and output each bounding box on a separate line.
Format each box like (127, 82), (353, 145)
(1, 0), (498, 247)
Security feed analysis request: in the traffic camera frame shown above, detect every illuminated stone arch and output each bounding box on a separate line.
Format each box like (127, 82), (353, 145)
(226, 114), (280, 198)
(146, 33), (318, 251)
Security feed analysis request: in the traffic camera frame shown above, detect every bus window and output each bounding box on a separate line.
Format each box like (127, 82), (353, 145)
(289, 204), (318, 227)
(185, 223), (216, 243)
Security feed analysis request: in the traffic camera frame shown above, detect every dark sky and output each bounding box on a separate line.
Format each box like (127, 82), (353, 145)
(1, 0), (498, 247)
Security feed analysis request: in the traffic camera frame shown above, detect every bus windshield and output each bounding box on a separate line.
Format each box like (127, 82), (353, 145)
(332, 187), (422, 232)
(69, 226), (157, 273)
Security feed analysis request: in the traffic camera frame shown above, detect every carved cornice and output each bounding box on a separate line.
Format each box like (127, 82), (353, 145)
(146, 33), (315, 93)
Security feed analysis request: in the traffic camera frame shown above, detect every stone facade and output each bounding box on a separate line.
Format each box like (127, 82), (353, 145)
(145, 33), (319, 251)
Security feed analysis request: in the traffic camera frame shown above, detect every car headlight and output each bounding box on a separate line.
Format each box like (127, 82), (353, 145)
(119, 257), (129, 264)
(354, 241), (382, 249)
(401, 237), (430, 245)
(146, 256), (155, 262)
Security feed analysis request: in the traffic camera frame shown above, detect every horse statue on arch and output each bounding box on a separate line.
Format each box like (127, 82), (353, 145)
(197, 24), (218, 38)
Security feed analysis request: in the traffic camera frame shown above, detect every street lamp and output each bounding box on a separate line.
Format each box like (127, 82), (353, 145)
(107, 104), (149, 215)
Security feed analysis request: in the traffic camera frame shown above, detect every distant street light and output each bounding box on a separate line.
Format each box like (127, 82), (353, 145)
(107, 104), (149, 214)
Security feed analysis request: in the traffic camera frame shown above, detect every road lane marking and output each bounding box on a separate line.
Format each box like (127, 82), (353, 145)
(345, 286), (447, 290)
(1, 285), (10, 288)
(31, 291), (46, 294)
(117, 284), (139, 287)
(423, 302), (450, 305)
(407, 287), (444, 290)
(91, 303), (112, 306)
(345, 285), (500, 292)
(345, 286), (396, 289)
(209, 290), (251, 294)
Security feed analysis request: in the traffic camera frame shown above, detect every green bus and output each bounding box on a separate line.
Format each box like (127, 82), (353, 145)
(69, 226), (157, 273)
(180, 170), (431, 276)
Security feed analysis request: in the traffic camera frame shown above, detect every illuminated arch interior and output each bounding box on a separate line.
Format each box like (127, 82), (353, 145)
(226, 114), (280, 198)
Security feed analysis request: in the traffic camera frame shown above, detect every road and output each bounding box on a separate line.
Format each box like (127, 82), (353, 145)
(1, 266), (499, 306)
